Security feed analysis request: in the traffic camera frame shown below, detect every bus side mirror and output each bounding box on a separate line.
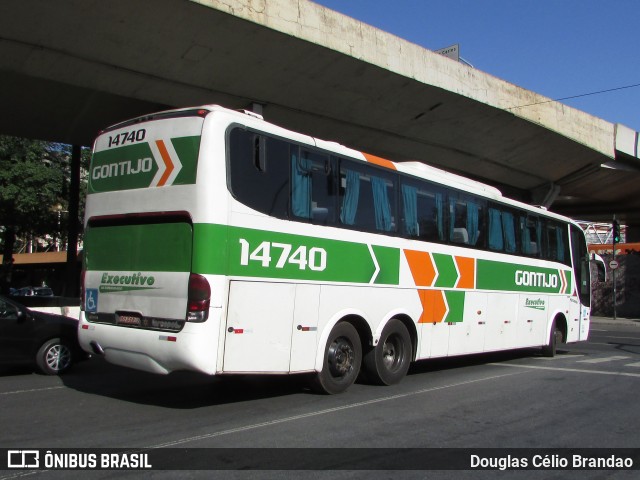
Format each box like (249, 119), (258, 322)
(591, 253), (607, 282)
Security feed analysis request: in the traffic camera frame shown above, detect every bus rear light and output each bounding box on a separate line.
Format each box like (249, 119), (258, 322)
(80, 270), (86, 311)
(187, 273), (211, 322)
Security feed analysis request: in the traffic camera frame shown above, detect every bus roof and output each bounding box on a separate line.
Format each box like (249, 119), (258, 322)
(100, 104), (578, 227)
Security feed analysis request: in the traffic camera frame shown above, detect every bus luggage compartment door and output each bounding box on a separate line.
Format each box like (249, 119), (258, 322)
(223, 281), (319, 373)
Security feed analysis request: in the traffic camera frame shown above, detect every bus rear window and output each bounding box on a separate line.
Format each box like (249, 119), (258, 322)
(85, 219), (193, 273)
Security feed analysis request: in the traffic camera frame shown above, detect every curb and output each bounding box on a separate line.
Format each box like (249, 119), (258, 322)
(590, 316), (640, 326)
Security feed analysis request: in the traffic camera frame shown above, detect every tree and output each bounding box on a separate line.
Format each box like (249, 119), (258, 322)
(0, 135), (76, 256)
(0, 135), (90, 295)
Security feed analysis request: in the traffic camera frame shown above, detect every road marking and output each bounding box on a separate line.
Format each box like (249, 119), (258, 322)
(576, 355), (631, 364)
(625, 362), (640, 368)
(532, 354), (584, 360)
(147, 371), (527, 448)
(0, 385), (64, 396)
(490, 362), (640, 378)
(595, 336), (640, 341)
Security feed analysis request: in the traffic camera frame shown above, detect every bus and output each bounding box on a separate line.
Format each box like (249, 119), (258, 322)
(79, 105), (598, 394)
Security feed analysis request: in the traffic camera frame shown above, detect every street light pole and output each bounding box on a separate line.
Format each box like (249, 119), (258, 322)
(612, 217), (619, 321)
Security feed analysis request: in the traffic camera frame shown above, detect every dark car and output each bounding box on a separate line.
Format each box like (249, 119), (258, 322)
(0, 295), (86, 374)
(13, 286), (54, 297)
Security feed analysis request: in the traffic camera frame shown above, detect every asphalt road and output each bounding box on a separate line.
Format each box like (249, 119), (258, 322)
(1, 319), (639, 479)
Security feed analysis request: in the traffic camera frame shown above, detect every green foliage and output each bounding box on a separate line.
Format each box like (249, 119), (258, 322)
(0, 135), (88, 252)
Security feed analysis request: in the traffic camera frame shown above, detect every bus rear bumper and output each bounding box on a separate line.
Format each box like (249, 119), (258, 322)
(104, 347), (173, 375)
(78, 310), (221, 375)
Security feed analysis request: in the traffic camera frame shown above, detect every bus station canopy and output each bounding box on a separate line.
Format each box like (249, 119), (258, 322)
(1, 0), (639, 225)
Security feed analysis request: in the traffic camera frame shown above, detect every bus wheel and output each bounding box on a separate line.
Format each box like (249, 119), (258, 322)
(363, 319), (411, 386)
(542, 321), (562, 357)
(312, 322), (362, 394)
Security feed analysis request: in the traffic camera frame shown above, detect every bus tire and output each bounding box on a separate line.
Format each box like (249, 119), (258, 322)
(312, 322), (362, 395)
(542, 321), (562, 357)
(363, 319), (412, 386)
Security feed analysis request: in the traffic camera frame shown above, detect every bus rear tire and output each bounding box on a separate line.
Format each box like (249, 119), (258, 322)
(363, 319), (411, 386)
(542, 321), (562, 357)
(311, 322), (362, 395)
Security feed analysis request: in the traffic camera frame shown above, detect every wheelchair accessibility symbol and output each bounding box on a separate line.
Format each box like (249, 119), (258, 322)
(85, 289), (98, 312)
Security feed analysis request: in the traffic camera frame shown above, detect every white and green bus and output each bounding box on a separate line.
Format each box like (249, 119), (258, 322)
(79, 105), (597, 394)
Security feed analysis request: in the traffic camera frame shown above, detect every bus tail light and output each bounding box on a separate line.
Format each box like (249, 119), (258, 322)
(80, 270), (86, 311)
(187, 273), (211, 322)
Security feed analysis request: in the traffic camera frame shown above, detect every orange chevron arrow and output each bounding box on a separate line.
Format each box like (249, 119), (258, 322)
(454, 256), (476, 289)
(418, 289), (448, 324)
(404, 249), (436, 287)
(559, 269), (567, 294)
(155, 139), (175, 187)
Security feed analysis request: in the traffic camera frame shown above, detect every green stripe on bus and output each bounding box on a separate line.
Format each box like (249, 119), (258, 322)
(192, 224), (400, 285)
(371, 245), (401, 285)
(171, 136), (200, 185)
(89, 143), (155, 193)
(432, 253), (458, 288)
(444, 290), (465, 323)
(476, 259), (569, 294)
(88, 136), (200, 193)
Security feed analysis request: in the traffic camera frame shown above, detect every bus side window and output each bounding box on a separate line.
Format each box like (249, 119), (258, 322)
(543, 221), (568, 264)
(370, 173), (396, 232)
(449, 195), (485, 247)
(520, 215), (541, 257)
(253, 135), (266, 172)
(488, 207), (504, 251)
(400, 179), (446, 243)
(502, 211), (517, 253)
(338, 161), (396, 233)
(291, 149), (336, 225)
(488, 206), (518, 254)
(228, 128), (290, 219)
(311, 156), (337, 225)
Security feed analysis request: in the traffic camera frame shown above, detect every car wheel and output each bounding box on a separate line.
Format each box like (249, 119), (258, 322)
(36, 338), (73, 375)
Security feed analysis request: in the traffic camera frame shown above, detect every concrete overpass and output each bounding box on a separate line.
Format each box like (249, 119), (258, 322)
(1, 0), (639, 230)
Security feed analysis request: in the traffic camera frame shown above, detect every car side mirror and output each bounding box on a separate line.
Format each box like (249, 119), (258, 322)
(0, 302), (24, 321)
(591, 253), (607, 282)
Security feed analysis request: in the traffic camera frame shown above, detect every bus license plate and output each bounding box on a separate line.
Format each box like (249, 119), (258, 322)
(117, 313), (142, 326)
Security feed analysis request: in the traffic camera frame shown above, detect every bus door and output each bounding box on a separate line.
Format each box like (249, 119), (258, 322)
(570, 225), (591, 341)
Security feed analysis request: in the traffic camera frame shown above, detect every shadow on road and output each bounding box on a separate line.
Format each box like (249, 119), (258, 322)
(58, 357), (314, 409)
(52, 346), (569, 409)
(407, 347), (550, 376)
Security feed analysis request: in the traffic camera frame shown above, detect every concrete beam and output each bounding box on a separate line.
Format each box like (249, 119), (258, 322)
(0, 0), (638, 223)
(201, 0), (615, 157)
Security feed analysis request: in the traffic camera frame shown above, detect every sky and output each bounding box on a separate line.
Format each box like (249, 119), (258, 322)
(312, 0), (640, 132)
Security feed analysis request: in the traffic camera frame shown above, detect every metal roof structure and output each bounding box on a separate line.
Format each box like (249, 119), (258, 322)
(1, 0), (639, 225)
